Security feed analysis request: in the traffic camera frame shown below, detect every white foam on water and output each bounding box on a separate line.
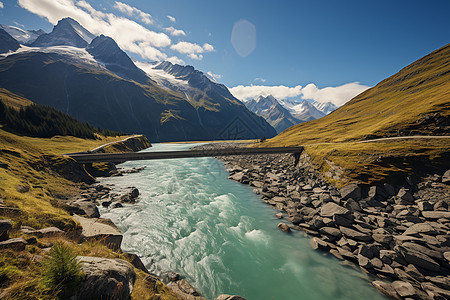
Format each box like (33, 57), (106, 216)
(98, 143), (387, 300)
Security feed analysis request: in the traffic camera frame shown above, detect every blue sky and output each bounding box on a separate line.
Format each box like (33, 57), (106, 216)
(1, 0), (449, 105)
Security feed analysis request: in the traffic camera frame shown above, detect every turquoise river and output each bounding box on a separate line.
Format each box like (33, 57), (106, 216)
(99, 143), (386, 300)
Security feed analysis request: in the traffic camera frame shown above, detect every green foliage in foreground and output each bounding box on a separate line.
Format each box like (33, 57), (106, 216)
(0, 99), (122, 139)
(41, 242), (84, 297)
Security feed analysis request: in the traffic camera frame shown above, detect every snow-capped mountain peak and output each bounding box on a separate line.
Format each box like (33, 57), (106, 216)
(0, 25), (44, 44)
(31, 17), (95, 48)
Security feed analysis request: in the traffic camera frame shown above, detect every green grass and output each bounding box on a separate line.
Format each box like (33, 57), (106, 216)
(259, 43), (450, 185)
(41, 242), (84, 297)
(263, 43), (450, 147)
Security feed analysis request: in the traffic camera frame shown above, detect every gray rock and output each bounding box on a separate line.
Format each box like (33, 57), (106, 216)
(277, 223), (291, 233)
(422, 211), (450, 219)
(167, 271), (181, 282)
(73, 215), (123, 250)
(442, 169), (450, 184)
(357, 254), (372, 268)
(73, 200), (100, 218)
(319, 227), (341, 237)
(38, 227), (64, 238)
(421, 282), (450, 299)
(400, 248), (440, 272)
(275, 213), (283, 219)
(392, 281), (416, 298)
(0, 238), (27, 251)
(309, 237), (330, 251)
(336, 246), (355, 260)
(396, 189), (414, 203)
(215, 295), (246, 300)
(399, 242), (443, 261)
(403, 223), (438, 236)
(333, 215), (353, 227)
(370, 257), (383, 269)
(167, 279), (204, 299)
(372, 281), (400, 299)
(358, 244), (378, 259)
(379, 250), (397, 264)
(321, 202), (349, 218)
(339, 226), (372, 242)
(417, 201), (433, 211)
(0, 219), (12, 232)
(129, 188), (139, 199)
(383, 183), (396, 196)
(339, 184), (361, 200)
(427, 276), (450, 290)
(444, 251), (450, 262)
(76, 256), (136, 300)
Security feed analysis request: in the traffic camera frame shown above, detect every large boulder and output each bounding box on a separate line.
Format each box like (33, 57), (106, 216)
(74, 215), (123, 250)
(0, 219), (12, 241)
(167, 279), (205, 300)
(339, 184), (361, 200)
(76, 256), (136, 300)
(0, 238), (27, 251)
(339, 227), (372, 242)
(320, 202), (349, 218)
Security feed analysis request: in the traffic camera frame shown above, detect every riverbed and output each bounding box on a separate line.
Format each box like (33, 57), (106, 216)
(98, 143), (386, 300)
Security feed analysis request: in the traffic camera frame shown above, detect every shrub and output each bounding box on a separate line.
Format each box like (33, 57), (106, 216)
(41, 242), (84, 296)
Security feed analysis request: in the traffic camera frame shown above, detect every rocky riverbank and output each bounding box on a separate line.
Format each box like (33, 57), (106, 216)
(194, 143), (450, 300)
(67, 164), (245, 299)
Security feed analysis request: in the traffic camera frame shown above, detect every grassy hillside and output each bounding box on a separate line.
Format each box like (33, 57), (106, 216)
(264, 43), (450, 147)
(261, 43), (450, 185)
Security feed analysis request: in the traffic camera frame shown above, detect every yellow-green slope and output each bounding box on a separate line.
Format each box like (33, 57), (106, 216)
(264, 43), (450, 147)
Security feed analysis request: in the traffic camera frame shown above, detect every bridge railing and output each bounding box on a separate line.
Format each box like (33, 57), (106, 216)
(66, 147), (304, 164)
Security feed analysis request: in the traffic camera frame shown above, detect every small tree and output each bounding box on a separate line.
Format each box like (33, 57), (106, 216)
(41, 242), (84, 297)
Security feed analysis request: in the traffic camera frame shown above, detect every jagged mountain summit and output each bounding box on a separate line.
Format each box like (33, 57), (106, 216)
(31, 17), (95, 48)
(86, 35), (149, 84)
(0, 25), (44, 44)
(279, 99), (326, 122)
(244, 95), (301, 133)
(312, 101), (337, 115)
(244, 94), (336, 133)
(0, 29), (20, 54)
(0, 18), (276, 142)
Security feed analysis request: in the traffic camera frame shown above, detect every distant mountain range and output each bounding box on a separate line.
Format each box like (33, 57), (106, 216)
(263, 43), (450, 146)
(242, 95), (337, 133)
(0, 18), (276, 142)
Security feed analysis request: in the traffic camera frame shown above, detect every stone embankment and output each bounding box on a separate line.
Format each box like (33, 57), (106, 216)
(195, 143), (450, 300)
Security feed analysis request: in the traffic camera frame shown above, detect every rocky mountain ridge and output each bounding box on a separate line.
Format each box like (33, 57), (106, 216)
(0, 18), (276, 142)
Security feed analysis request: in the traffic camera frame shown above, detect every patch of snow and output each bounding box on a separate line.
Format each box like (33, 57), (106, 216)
(0, 45), (99, 67)
(135, 60), (189, 88)
(0, 25), (42, 44)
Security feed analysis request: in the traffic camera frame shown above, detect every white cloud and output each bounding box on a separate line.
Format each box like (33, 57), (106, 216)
(165, 26), (186, 37)
(188, 53), (203, 60)
(253, 77), (266, 83)
(301, 82), (370, 106)
(18, 0), (171, 61)
(166, 56), (185, 65)
(230, 82), (370, 106)
(230, 85), (303, 101)
(206, 71), (222, 82)
(113, 1), (153, 25)
(170, 41), (214, 60)
(0, 2), (4, 9)
(167, 15), (176, 22)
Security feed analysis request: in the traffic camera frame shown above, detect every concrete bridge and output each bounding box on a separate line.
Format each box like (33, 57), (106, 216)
(67, 146), (304, 165)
